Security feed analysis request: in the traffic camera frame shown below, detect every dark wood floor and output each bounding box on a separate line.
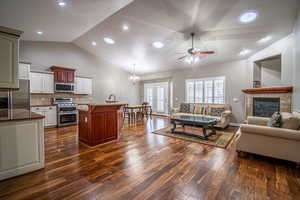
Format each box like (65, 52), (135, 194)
(0, 116), (299, 200)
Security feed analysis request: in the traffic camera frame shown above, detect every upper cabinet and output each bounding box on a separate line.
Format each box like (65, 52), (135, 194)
(66, 71), (75, 83)
(0, 26), (23, 89)
(75, 77), (93, 95)
(50, 66), (75, 83)
(19, 62), (30, 80)
(42, 73), (54, 93)
(30, 72), (54, 94)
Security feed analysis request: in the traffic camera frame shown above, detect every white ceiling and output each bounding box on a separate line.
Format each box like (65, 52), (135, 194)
(1, 0), (299, 74)
(0, 0), (133, 41)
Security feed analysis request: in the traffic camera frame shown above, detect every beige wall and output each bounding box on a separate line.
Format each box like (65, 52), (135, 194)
(20, 41), (139, 105)
(293, 8), (300, 111)
(141, 60), (251, 123)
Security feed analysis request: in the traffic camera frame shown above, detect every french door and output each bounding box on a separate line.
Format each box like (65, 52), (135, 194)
(144, 82), (169, 114)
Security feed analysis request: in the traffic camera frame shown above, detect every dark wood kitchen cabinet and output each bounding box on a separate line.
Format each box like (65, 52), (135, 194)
(50, 66), (75, 83)
(66, 71), (74, 83)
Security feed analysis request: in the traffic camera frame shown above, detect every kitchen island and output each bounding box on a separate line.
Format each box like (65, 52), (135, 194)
(0, 109), (45, 181)
(78, 104), (124, 146)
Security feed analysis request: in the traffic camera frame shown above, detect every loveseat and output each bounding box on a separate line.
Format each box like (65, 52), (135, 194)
(171, 103), (232, 128)
(236, 112), (300, 164)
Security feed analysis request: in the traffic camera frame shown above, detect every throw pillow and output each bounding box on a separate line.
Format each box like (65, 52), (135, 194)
(194, 104), (204, 114)
(267, 112), (282, 128)
(210, 107), (225, 117)
(179, 103), (191, 113)
(281, 112), (300, 130)
(190, 104), (195, 113)
(293, 111), (300, 130)
(201, 106), (206, 115)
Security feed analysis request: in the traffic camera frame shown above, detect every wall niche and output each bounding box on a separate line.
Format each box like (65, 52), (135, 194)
(253, 55), (282, 88)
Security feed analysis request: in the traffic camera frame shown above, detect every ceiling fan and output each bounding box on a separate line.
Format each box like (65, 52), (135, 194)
(178, 33), (215, 64)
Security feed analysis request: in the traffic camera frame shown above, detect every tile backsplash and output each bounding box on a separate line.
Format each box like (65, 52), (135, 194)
(31, 93), (92, 105)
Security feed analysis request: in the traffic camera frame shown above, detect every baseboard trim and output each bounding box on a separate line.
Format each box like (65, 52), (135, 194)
(229, 123), (241, 127)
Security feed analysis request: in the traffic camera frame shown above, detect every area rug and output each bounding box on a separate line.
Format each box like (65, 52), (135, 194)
(152, 126), (235, 148)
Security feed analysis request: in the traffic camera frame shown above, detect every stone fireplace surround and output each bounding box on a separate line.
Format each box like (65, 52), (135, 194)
(242, 87), (293, 119)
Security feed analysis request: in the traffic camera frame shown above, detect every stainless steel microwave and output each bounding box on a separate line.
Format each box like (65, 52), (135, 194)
(55, 83), (74, 93)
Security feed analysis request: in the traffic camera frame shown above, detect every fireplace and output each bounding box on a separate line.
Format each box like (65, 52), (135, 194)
(242, 87), (292, 119)
(253, 98), (280, 117)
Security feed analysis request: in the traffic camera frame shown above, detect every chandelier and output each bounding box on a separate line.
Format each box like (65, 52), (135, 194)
(129, 63), (140, 84)
(184, 56), (200, 64)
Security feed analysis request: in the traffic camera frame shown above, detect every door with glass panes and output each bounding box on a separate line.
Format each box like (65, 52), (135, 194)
(144, 82), (169, 114)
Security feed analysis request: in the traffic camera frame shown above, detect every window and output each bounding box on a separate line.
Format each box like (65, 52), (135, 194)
(185, 76), (225, 104)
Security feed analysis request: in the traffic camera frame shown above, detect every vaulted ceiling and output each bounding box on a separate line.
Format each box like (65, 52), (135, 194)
(1, 0), (299, 74)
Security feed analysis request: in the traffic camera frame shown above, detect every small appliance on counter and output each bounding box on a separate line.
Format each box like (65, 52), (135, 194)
(53, 98), (78, 127)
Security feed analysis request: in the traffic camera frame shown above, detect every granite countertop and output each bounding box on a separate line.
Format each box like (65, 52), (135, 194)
(0, 109), (44, 123)
(89, 103), (126, 107)
(31, 104), (55, 107)
(78, 103), (126, 112)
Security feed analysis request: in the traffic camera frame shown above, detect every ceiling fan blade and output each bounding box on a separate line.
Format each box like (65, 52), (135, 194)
(196, 51), (215, 55)
(178, 55), (187, 60)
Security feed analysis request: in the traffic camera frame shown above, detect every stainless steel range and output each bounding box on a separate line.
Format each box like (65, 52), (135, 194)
(53, 98), (78, 127)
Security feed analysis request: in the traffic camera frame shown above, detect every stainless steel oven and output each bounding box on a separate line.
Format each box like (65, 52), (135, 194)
(53, 98), (78, 127)
(55, 83), (74, 93)
(58, 112), (77, 126)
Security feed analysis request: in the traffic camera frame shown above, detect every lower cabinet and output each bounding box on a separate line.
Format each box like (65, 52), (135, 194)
(31, 106), (57, 127)
(0, 119), (44, 181)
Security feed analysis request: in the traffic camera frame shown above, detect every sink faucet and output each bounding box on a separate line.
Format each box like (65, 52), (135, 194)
(108, 94), (116, 101)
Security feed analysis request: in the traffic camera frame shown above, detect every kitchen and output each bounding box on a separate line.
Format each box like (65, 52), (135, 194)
(0, 26), (128, 181)
(30, 66), (93, 128)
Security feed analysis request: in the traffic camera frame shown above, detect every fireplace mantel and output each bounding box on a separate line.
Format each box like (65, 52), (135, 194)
(242, 87), (293, 94)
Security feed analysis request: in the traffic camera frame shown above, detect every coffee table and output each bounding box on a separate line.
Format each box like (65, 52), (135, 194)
(170, 115), (218, 140)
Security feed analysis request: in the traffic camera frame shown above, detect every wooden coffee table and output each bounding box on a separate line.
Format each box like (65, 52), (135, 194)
(170, 115), (218, 140)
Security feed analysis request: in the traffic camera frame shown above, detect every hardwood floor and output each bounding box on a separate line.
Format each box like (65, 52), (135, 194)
(0, 116), (299, 200)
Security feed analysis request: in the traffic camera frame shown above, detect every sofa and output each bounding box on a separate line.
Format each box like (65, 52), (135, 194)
(236, 112), (300, 164)
(171, 103), (232, 128)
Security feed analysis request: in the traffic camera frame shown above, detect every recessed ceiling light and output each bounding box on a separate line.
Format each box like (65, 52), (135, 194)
(239, 11), (258, 24)
(57, 0), (66, 7)
(91, 41), (97, 46)
(122, 24), (129, 31)
(103, 37), (115, 44)
(152, 41), (164, 48)
(257, 35), (272, 43)
(36, 31), (43, 35)
(239, 49), (251, 56)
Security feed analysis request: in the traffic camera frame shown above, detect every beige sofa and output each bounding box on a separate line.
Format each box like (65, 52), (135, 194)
(236, 112), (300, 164)
(171, 103), (232, 128)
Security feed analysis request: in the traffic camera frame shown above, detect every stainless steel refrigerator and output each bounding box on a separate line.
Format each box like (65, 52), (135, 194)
(0, 80), (30, 110)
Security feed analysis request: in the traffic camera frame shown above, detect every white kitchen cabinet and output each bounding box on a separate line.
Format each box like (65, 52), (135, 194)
(75, 77), (92, 95)
(30, 72), (43, 93)
(0, 27), (23, 89)
(31, 106), (57, 127)
(42, 73), (54, 93)
(0, 119), (44, 181)
(19, 63), (30, 80)
(44, 106), (57, 127)
(85, 78), (92, 95)
(30, 72), (54, 94)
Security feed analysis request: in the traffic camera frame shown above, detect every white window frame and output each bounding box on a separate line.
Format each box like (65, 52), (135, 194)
(185, 76), (226, 104)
